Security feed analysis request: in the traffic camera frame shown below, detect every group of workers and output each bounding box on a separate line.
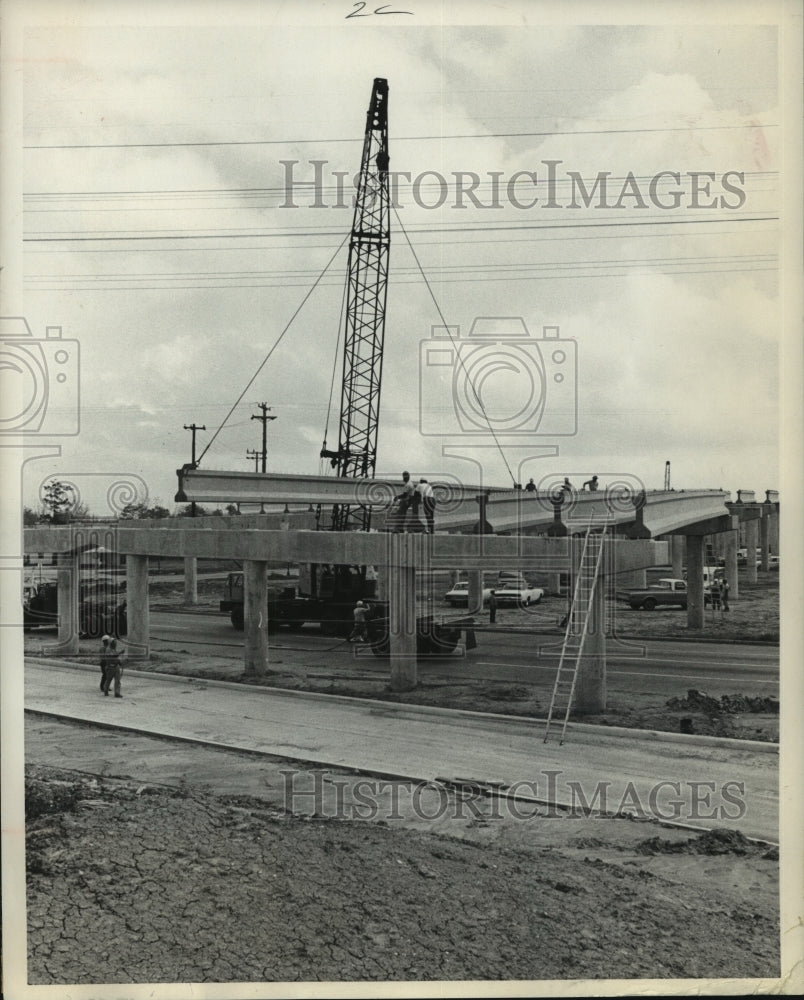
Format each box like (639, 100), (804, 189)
(98, 634), (125, 697)
(524, 475), (599, 493)
(392, 471), (436, 533)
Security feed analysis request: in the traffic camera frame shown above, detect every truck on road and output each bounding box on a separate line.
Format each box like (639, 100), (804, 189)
(220, 570), (476, 657)
(618, 577), (693, 611)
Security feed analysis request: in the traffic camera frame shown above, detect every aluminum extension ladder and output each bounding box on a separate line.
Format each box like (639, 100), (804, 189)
(544, 524), (608, 744)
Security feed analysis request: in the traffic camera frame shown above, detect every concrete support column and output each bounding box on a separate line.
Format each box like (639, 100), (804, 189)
(574, 557), (606, 714)
(125, 554), (150, 660)
(671, 535), (685, 580)
(724, 529), (739, 599)
(244, 559), (269, 677)
(467, 569), (484, 614)
(685, 535), (705, 629)
(547, 572), (562, 596)
(619, 568), (646, 589)
(769, 510), (779, 555)
(44, 551), (79, 656)
(184, 556), (198, 605)
(389, 557), (417, 692)
(759, 515), (770, 571)
(744, 519), (758, 584)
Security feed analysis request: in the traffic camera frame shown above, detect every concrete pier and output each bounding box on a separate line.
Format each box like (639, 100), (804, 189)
(467, 569), (484, 614)
(44, 552), (79, 656)
(574, 552), (607, 714)
(184, 556), (198, 605)
(388, 542), (417, 692)
(244, 559), (269, 677)
(126, 555), (150, 660)
(744, 519), (758, 584)
(724, 529), (739, 599)
(685, 535), (706, 629)
(671, 535), (685, 579)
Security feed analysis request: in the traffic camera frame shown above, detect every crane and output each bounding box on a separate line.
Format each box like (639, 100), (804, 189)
(320, 77), (390, 532)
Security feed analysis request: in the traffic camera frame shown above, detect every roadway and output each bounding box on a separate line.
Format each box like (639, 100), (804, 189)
(149, 609), (779, 697)
(23, 658), (779, 843)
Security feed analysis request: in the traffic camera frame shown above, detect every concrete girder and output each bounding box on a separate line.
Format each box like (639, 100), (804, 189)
(175, 468), (733, 538)
(668, 514), (739, 537)
(25, 525), (668, 574)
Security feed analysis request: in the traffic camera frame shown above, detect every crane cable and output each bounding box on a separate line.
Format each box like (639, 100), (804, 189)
(196, 232), (350, 465)
(392, 204), (519, 488)
(320, 266), (350, 476)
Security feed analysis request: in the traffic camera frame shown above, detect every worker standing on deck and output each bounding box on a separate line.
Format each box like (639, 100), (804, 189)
(395, 471), (416, 531)
(417, 479), (436, 534)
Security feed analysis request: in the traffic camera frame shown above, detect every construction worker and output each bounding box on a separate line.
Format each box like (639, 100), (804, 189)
(395, 471), (416, 531)
(417, 479), (436, 534)
(349, 600), (369, 643)
(98, 634), (111, 692)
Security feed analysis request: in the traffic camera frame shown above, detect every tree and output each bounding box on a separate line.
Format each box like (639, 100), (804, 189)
(41, 480), (74, 522)
(23, 506), (39, 526)
(225, 504), (241, 516)
(177, 504), (207, 517)
(119, 501), (171, 520)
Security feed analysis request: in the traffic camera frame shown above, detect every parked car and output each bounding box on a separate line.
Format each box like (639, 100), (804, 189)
(444, 581), (493, 607)
(491, 578), (544, 607)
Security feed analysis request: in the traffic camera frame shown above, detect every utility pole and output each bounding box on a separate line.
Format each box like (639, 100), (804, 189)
(664, 460), (671, 491)
(184, 423), (206, 516)
(251, 403), (276, 473)
(184, 423), (206, 466)
(246, 449), (261, 472)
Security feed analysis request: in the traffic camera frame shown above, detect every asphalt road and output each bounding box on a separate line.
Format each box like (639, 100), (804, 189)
(149, 609), (779, 696)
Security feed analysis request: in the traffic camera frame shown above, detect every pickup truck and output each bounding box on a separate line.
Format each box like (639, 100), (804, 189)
(491, 578), (544, 607)
(618, 577), (692, 611)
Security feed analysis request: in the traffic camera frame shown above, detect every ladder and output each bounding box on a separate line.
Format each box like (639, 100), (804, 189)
(544, 524), (608, 744)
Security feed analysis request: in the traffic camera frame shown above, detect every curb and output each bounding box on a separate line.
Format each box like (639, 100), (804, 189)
(26, 656), (779, 755)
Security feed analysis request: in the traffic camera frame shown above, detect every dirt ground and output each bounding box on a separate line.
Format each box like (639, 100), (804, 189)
(24, 718), (780, 986)
(20, 571), (781, 986)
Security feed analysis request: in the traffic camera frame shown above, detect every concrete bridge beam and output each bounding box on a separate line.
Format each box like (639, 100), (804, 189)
(44, 552), (79, 656)
(685, 535), (706, 629)
(126, 555), (150, 660)
(243, 559), (270, 677)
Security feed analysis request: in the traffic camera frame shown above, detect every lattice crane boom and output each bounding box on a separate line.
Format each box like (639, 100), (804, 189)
(321, 78), (390, 532)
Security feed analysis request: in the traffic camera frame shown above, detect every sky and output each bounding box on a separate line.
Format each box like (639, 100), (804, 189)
(5, 1), (788, 518)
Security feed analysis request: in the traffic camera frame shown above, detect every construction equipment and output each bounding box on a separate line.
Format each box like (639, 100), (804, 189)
(320, 77), (390, 533)
(544, 525), (607, 743)
(213, 78), (474, 655)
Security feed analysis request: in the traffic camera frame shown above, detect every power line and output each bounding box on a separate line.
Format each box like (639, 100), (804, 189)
(23, 121), (778, 151)
(21, 214), (780, 244)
